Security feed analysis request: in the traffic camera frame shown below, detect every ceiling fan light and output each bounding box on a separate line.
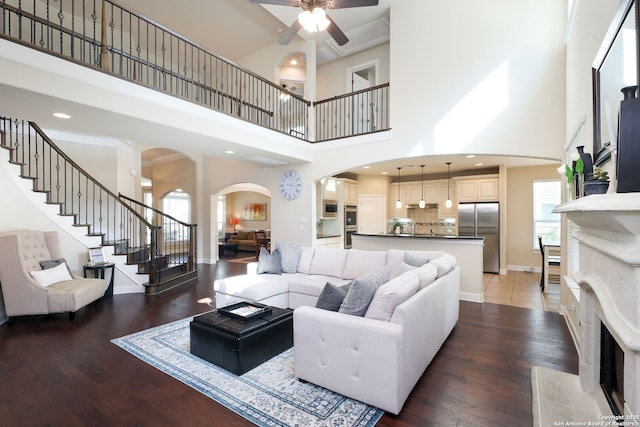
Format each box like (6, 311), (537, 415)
(312, 8), (330, 31)
(298, 10), (313, 29)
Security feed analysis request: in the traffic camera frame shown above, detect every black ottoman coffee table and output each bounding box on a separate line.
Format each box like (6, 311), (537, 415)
(189, 302), (293, 375)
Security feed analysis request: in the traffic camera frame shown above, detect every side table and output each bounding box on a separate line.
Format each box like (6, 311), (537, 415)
(83, 262), (115, 298)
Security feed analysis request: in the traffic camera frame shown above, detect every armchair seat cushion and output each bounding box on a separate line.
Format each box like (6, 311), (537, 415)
(47, 278), (107, 313)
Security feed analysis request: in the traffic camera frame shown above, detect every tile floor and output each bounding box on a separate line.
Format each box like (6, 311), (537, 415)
(483, 271), (561, 312)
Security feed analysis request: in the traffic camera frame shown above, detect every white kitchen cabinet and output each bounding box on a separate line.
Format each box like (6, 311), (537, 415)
(343, 181), (358, 205)
(389, 183), (407, 217)
(456, 177), (498, 202)
(438, 183), (457, 218)
(401, 182), (439, 205)
(315, 236), (342, 249)
(321, 178), (339, 200)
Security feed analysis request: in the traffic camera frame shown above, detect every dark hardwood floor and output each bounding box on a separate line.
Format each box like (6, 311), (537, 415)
(0, 259), (578, 427)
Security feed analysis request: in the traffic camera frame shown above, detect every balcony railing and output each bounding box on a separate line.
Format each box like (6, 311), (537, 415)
(0, 0), (389, 142)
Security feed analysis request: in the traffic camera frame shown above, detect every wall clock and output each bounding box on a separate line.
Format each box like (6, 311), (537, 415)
(280, 169), (302, 200)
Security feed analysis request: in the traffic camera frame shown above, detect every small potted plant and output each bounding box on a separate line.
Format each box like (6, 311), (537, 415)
(583, 168), (610, 195)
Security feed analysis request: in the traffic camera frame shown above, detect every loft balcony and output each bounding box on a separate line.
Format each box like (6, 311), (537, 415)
(0, 0), (390, 143)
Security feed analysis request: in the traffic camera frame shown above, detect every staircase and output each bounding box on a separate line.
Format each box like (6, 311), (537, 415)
(0, 117), (197, 295)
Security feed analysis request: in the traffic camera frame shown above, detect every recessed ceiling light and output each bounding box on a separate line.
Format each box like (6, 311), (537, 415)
(363, 166), (370, 169)
(290, 58), (298, 65)
(475, 163), (484, 166)
(381, 171), (388, 175)
(225, 150), (235, 154)
(466, 154), (476, 158)
(53, 112), (71, 119)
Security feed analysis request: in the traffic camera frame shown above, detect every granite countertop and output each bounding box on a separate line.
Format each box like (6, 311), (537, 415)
(354, 233), (483, 240)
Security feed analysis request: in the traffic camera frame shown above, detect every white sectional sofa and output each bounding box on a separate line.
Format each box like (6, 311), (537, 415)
(212, 246), (460, 415)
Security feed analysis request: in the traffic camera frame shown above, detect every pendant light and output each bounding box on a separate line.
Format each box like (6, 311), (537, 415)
(419, 165), (426, 208)
(445, 162), (453, 208)
(396, 167), (403, 208)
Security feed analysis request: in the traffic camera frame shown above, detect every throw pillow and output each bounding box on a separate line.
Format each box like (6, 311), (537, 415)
(365, 270), (420, 321)
(394, 261), (417, 277)
(257, 247), (282, 274)
(430, 257), (452, 278)
(39, 258), (73, 276)
(275, 243), (301, 274)
(315, 282), (351, 311)
(29, 262), (73, 287)
(339, 266), (391, 316)
(415, 263), (438, 289)
(404, 252), (429, 267)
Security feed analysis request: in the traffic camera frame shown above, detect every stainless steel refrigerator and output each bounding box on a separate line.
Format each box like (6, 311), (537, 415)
(458, 202), (500, 273)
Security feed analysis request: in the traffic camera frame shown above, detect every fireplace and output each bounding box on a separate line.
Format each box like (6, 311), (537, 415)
(531, 194), (640, 425)
(601, 323), (624, 416)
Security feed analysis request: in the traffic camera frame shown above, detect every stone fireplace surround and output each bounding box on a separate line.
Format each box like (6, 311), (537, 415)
(532, 194), (640, 426)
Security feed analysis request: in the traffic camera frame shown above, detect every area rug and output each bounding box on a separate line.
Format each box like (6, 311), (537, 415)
(223, 256), (257, 264)
(111, 316), (383, 427)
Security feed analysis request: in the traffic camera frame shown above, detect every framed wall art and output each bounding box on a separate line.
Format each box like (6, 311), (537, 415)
(242, 203), (267, 221)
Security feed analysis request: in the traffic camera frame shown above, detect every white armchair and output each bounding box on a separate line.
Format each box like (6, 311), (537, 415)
(0, 230), (107, 324)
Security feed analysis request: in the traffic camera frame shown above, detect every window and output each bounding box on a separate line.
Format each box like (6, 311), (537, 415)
(217, 195), (226, 238)
(162, 190), (191, 241)
(533, 180), (561, 247)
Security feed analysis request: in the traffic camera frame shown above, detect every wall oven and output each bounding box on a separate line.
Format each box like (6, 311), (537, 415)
(344, 205), (357, 228)
(322, 200), (338, 218)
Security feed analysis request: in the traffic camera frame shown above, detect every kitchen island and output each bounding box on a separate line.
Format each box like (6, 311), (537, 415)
(352, 233), (484, 303)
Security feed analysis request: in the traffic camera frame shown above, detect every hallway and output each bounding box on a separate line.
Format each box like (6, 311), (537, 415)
(483, 271), (561, 312)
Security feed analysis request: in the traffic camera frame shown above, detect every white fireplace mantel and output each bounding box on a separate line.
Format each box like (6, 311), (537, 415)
(533, 193), (640, 425)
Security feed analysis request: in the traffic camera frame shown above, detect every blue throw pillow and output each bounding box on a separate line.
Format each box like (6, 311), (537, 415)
(275, 243), (301, 273)
(257, 248), (282, 275)
(404, 252), (429, 267)
(339, 266), (391, 316)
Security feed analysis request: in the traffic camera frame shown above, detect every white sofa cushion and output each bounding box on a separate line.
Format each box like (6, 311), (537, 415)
(339, 266), (391, 316)
(365, 270), (419, 321)
(214, 274), (289, 302)
(297, 247), (316, 274)
(430, 257), (452, 278)
(309, 247), (348, 278)
(415, 263), (438, 289)
(288, 274), (350, 297)
(342, 249), (387, 280)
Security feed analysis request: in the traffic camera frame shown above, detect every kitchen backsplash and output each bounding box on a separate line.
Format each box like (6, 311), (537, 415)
(407, 207), (457, 236)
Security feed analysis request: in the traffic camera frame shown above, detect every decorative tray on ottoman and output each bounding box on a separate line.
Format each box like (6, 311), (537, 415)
(217, 301), (272, 321)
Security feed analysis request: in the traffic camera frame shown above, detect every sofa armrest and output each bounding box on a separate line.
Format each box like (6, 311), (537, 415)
(293, 306), (405, 413)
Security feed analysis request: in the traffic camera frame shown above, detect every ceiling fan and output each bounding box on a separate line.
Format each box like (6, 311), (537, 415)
(250, 0), (379, 46)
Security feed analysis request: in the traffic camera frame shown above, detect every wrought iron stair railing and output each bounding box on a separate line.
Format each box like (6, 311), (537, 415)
(118, 192), (197, 276)
(0, 116), (197, 293)
(0, 0), (389, 142)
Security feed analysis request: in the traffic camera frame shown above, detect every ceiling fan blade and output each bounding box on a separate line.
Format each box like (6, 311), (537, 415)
(326, 15), (349, 46)
(279, 20), (302, 45)
(249, 0), (301, 6)
(329, 0), (379, 9)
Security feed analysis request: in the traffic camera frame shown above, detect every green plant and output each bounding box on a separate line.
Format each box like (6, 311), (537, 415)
(564, 164), (573, 183)
(588, 168), (609, 182)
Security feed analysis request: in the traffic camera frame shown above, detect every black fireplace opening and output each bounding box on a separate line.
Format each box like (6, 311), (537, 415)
(601, 323), (624, 416)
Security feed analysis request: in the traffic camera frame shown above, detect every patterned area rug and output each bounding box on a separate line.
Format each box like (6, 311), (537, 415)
(112, 316), (383, 427)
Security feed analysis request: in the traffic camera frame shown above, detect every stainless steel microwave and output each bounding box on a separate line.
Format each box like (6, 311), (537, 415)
(322, 200), (338, 218)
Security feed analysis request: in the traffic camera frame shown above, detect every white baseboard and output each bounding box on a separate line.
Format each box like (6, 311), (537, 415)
(459, 291), (483, 303)
(507, 264), (541, 273)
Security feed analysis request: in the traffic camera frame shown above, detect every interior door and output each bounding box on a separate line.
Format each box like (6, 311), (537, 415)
(351, 71), (371, 134)
(359, 195), (386, 234)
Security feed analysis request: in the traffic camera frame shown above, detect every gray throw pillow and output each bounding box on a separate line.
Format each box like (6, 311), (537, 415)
(339, 266), (391, 316)
(316, 282), (351, 311)
(39, 258), (73, 276)
(404, 252), (429, 267)
(257, 248), (282, 274)
(276, 243), (301, 273)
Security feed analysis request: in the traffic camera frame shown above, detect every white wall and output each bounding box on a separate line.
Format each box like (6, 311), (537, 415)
(390, 0), (567, 160)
